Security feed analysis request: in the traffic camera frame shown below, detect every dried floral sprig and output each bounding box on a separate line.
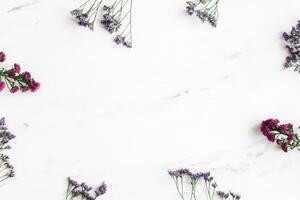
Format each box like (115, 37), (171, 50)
(66, 177), (107, 200)
(168, 169), (241, 200)
(71, 0), (133, 48)
(260, 118), (300, 152)
(0, 51), (40, 93)
(0, 118), (15, 183)
(283, 21), (300, 72)
(101, 0), (133, 48)
(71, 0), (104, 30)
(186, 0), (220, 27)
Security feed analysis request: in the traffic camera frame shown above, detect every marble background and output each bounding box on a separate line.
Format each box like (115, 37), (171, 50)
(1, 0), (300, 199)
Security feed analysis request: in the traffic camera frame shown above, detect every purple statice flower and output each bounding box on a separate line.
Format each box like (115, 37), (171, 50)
(0, 51), (40, 93)
(283, 20), (300, 72)
(71, 0), (103, 30)
(66, 177), (107, 200)
(0, 118), (16, 183)
(101, 0), (133, 48)
(168, 168), (191, 178)
(217, 191), (230, 199)
(186, 0), (220, 27)
(260, 118), (300, 152)
(168, 169), (240, 200)
(95, 182), (107, 196)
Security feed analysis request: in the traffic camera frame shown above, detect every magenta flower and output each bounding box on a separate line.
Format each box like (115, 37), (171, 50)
(30, 79), (40, 92)
(10, 86), (19, 93)
(23, 71), (31, 81)
(0, 81), (5, 91)
(13, 63), (21, 74)
(0, 51), (40, 94)
(260, 118), (300, 152)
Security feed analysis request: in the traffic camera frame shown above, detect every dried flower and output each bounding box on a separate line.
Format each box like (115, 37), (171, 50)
(95, 182), (107, 197)
(0, 118), (16, 183)
(283, 20), (300, 72)
(0, 51), (40, 93)
(71, 0), (133, 48)
(260, 118), (300, 152)
(102, 0), (133, 48)
(71, 0), (104, 30)
(186, 0), (220, 27)
(168, 169), (241, 200)
(0, 52), (6, 62)
(66, 177), (107, 200)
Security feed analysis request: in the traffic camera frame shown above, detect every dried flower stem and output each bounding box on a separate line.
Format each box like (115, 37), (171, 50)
(169, 169), (241, 200)
(66, 177), (107, 200)
(186, 0), (220, 27)
(71, 0), (104, 30)
(102, 0), (133, 48)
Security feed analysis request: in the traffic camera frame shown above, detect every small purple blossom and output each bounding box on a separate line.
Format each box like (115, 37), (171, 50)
(95, 182), (107, 196)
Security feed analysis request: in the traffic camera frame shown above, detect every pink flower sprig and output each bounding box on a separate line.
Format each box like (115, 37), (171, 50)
(0, 51), (40, 93)
(260, 118), (300, 152)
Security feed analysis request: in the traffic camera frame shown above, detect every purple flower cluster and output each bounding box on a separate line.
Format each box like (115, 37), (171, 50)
(186, 0), (220, 27)
(0, 118), (15, 183)
(217, 191), (240, 200)
(101, 0), (133, 48)
(71, 0), (103, 30)
(168, 168), (240, 200)
(283, 21), (300, 72)
(260, 118), (300, 152)
(0, 51), (40, 93)
(66, 177), (107, 200)
(71, 0), (133, 48)
(101, 6), (121, 33)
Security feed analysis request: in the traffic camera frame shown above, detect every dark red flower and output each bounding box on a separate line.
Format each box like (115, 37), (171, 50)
(278, 124), (289, 133)
(267, 133), (276, 142)
(281, 143), (288, 152)
(0, 52), (5, 62)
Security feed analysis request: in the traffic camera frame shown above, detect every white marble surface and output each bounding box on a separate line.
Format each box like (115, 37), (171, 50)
(1, 0), (300, 199)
